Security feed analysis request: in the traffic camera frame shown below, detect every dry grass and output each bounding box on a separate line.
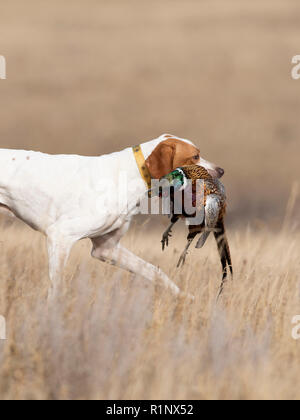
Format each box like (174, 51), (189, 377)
(0, 216), (299, 400)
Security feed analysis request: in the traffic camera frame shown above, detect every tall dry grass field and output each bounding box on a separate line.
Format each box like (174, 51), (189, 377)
(0, 213), (299, 400)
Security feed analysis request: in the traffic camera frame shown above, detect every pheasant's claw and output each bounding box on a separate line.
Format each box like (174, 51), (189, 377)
(216, 273), (228, 302)
(161, 230), (172, 251)
(177, 251), (188, 268)
(216, 284), (224, 302)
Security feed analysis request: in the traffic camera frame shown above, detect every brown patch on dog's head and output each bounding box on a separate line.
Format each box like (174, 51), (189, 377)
(145, 138), (201, 179)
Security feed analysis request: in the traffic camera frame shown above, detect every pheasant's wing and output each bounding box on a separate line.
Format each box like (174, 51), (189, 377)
(195, 194), (220, 249)
(205, 194), (221, 227)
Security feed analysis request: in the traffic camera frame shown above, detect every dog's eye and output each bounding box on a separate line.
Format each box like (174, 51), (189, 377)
(193, 155), (200, 160)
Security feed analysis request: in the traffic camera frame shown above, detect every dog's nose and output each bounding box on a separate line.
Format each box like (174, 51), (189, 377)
(217, 167), (224, 178)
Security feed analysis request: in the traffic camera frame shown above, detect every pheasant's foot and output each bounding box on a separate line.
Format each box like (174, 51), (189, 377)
(177, 249), (189, 268)
(216, 274), (228, 302)
(161, 229), (172, 251)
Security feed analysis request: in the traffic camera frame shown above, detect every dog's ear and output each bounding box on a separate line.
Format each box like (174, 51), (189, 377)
(145, 139), (200, 179)
(145, 142), (175, 179)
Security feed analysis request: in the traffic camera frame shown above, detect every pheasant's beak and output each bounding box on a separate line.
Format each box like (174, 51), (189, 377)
(199, 157), (224, 179)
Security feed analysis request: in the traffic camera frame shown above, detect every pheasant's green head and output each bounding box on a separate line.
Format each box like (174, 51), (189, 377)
(162, 169), (186, 191)
(148, 168), (187, 198)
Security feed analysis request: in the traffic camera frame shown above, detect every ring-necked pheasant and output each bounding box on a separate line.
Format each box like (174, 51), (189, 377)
(149, 165), (232, 298)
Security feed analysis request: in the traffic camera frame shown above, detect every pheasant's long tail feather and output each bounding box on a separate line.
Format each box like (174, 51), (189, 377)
(195, 231), (211, 248)
(214, 219), (233, 299)
(224, 233), (233, 276)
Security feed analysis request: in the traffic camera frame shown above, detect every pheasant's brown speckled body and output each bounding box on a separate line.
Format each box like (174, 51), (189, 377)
(159, 164), (232, 298)
(180, 165), (227, 221)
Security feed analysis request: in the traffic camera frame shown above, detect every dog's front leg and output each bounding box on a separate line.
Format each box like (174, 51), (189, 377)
(46, 233), (75, 301)
(91, 238), (182, 297)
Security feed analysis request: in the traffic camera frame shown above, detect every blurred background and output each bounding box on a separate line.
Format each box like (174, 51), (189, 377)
(0, 0), (300, 226)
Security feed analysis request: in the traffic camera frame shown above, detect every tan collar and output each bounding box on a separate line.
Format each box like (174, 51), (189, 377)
(132, 145), (152, 189)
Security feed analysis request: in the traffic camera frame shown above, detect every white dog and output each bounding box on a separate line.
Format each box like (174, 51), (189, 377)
(0, 134), (223, 299)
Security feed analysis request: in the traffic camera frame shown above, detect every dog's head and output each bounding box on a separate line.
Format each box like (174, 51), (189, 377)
(145, 137), (224, 179)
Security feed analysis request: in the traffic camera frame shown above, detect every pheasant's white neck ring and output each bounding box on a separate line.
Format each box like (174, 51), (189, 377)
(175, 168), (188, 191)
